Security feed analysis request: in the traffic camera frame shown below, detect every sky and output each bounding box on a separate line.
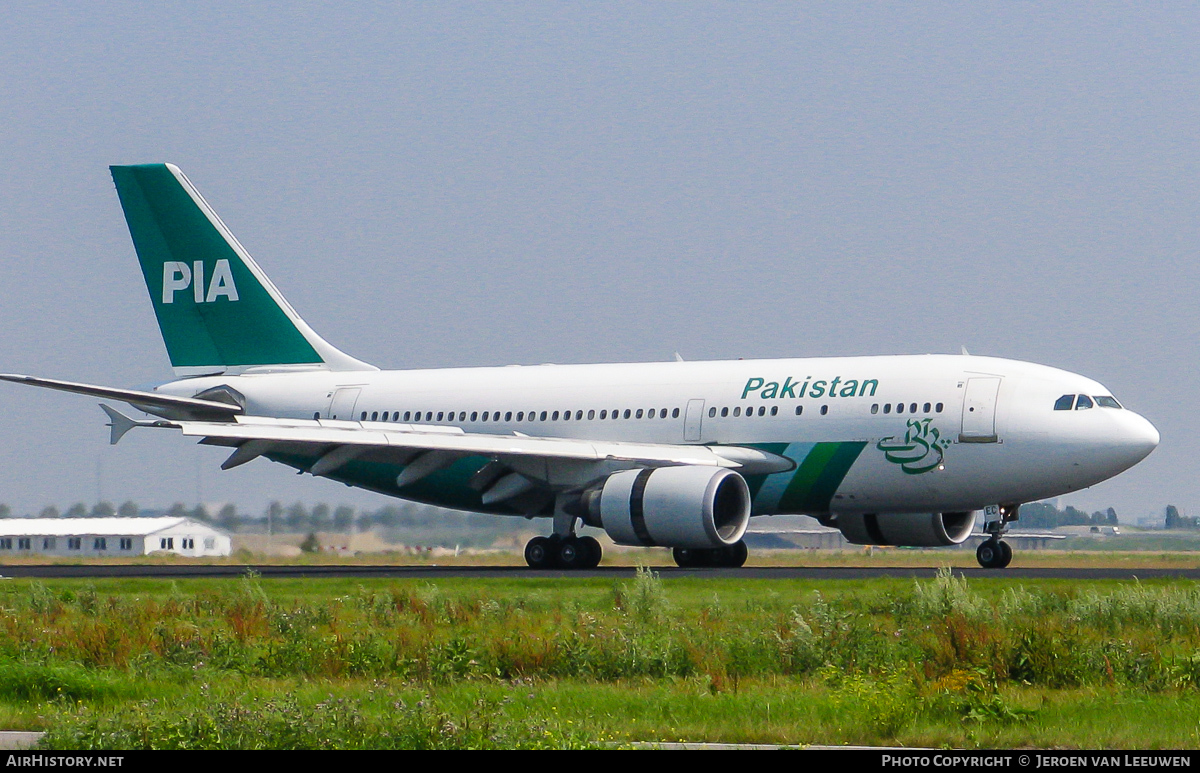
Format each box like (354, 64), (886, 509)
(0, 2), (1196, 524)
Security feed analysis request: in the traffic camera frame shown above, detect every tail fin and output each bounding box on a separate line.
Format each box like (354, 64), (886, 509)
(110, 164), (375, 376)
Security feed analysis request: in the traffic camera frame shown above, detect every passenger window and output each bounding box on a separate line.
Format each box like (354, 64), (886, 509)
(1054, 395), (1075, 411)
(936, 403), (944, 412)
(795, 405), (803, 415)
(648, 408), (656, 419)
(623, 409), (631, 419)
(871, 404), (879, 414)
(897, 403), (904, 414)
(820, 405), (828, 415)
(517, 412), (524, 421)
(601, 410), (609, 420)
(923, 403), (931, 413)
(770, 406), (778, 416)
(910, 403), (917, 414)
(470, 412), (477, 422)
(1075, 395), (1093, 410)
(360, 411), (367, 420)
(708, 407), (716, 418)
(672, 408), (680, 418)
(883, 404), (891, 414)
(437, 412), (444, 422)
(721, 407), (729, 417)
(733, 407), (741, 417)
(576, 410), (583, 420)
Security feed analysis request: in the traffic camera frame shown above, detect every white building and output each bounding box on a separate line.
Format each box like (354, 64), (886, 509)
(0, 518), (231, 558)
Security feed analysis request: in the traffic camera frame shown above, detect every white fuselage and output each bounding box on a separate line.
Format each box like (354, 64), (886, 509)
(156, 353), (1159, 518)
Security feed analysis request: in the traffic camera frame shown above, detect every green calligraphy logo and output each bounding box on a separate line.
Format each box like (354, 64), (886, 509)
(877, 418), (952, 475)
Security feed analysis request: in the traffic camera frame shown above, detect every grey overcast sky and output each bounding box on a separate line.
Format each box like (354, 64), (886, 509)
(0, 2), (1196, 522)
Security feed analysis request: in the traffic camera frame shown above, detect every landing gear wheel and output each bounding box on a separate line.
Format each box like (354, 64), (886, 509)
(673, 547), (707, 568)
(556, 536), (586, 569)
(524, 536), (554, 569)
(976, 539), (1012, 569)
(673, 542), (748, 568)
(721, 540), (748, 568)
(577, 536), (602, 568)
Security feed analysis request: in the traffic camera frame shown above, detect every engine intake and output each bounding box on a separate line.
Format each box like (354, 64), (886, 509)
(834, 511), (975, 547)
(587, 466), (750, 549)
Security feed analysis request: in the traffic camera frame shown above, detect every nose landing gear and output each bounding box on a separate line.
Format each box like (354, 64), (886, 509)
(976, 538), (1012, 569)
(976, 503), (1019, 569)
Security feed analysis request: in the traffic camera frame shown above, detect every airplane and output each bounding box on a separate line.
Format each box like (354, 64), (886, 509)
(1, 164), (1160, 569)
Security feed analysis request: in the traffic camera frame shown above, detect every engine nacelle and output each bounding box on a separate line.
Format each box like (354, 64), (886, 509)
(588, 466), (750, 549)
(834, 511), (976, 547)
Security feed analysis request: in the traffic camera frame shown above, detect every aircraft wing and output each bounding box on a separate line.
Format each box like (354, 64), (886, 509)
(171, 414), (793, 475)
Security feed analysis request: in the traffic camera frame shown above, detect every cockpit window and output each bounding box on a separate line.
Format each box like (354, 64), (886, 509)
(1075, 395), (1094, 410)
(1094, 396), (1122, 409)
(1054, 394), (1074, 411)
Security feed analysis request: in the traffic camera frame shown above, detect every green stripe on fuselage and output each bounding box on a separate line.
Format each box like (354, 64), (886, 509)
(772, 441), (866, 514)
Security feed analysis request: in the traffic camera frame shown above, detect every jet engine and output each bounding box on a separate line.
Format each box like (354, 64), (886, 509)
(832, 511), (976, 547)
(582, 466), (750, 549)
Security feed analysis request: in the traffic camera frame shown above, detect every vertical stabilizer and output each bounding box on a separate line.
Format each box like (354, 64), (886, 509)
(110, 163), (375, 376)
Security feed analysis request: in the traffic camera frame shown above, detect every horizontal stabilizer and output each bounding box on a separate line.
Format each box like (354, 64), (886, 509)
(0, 374), (242, 421)
(99, 403), (174, 444)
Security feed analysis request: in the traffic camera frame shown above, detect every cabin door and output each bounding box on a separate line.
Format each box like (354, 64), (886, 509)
(326, 387), (362, 421)
(684, 399), (706, 442)
(959, 377), (1001, 443)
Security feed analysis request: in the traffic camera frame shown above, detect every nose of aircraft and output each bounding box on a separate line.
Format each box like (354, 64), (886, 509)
(1120, 410), (1160, 466)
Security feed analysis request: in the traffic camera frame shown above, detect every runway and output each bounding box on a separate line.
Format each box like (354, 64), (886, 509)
(2, 564), (1200, 580)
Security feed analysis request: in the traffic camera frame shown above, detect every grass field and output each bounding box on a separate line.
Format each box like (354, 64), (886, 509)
(4, 565), (1200, 748)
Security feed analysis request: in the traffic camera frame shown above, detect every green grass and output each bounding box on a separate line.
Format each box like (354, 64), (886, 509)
(8, 568), (1200, 748)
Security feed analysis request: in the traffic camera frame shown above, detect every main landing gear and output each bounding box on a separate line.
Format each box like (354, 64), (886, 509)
(524, 534), (603, 569)
(673, 540), (748, 569)
(975, 503), (1019, 569)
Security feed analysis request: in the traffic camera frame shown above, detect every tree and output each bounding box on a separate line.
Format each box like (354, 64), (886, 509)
(217, 504), (239, 532)
(39, 506), (60, 518)
(1106, 507), (1119, 526)
(333, 506), (355, 532)
(90, 501), (115, 517)
(65, 503), (87, 518)
(284, 502), (308, 532)
(310, 503), (331, 531)
(118, 500), (139, 517)
(299, 532), (321, 553)
(0, 504), (10, 519)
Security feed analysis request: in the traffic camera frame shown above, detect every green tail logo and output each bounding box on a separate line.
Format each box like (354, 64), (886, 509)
(110, 164), (374, 375)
